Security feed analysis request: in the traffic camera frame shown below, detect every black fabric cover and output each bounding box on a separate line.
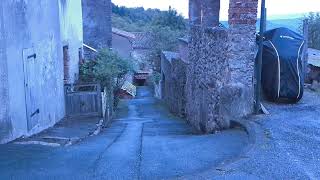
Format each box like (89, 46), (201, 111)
(259, 27), (304, 103)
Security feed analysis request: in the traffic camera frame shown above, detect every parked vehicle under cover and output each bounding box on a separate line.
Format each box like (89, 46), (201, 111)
(258, 27), (305, 103)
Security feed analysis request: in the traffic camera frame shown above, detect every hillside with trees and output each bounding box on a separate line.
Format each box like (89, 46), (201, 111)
(305, 12), (320, 50)
(112, 3), (187, 74)
(112, 3), (186, 32)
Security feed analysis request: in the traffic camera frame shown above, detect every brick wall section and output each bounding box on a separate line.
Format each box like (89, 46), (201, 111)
(226, 0), (258, 118)
(82, 0), (112, 59)
(228, 0), (258, 26)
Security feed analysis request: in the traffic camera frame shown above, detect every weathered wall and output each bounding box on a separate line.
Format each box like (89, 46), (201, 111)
(59, 0), (83, 83)
(183, 0), (258, 133)
(224, 26), (257, 118)
(0, 2), (12, 141)
(161, 51), (187, 118)
(0, 0), (83, 143)
(112, 33), (132, 59)
(225, 0), (258, 120)
(186, 27), (230, 133)
(82, 0), (112, 59)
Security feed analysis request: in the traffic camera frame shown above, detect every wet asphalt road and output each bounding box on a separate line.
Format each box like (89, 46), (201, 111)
(0, 87), (249, 180)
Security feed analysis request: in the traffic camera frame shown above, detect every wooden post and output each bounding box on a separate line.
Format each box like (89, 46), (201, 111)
(264, 8), (267, 30)
(96, 83), (103, 117)
(303, 19), (309, 81)
(255, 0), (266, 114)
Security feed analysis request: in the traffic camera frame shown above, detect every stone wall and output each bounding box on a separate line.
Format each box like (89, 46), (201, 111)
(225, 0), (258, 122)
(161, 51), (188, 118)
(225, 25), (257, 118)
(186, 27), (231, 133)
(183, 0), (258, 133)
(82, 0), (112, 59)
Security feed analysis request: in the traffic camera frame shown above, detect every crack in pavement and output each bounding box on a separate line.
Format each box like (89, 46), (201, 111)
(137, 123), (145, 180)
(90, 123), (128, 176)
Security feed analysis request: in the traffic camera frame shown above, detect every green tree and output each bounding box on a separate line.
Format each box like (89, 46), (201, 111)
(151, 6), (186, 30)
(80, 49), (135, 107)
(147, 26), (185, 71)
(305, 12), (320, 50)
(81, 49), (133, 87)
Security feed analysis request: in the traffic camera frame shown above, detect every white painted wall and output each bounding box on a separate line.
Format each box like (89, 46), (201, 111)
(59, 0), (84, 83)
(0, 0), (83, 143)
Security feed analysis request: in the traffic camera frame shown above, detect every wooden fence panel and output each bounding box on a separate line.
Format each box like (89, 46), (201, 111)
(65, 84), (102, 117)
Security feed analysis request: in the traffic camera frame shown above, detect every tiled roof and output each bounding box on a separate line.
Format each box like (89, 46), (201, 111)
(112, 28), (136, 39)
(132, 32), (153, 49)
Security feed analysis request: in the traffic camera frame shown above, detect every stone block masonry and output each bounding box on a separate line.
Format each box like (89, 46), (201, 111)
(184, 0), (258, 133)
(161, 51), (188, 118)
(228, 0), (258, 26)
(226, 0), (258, 121)
(186, 27), (231, 133)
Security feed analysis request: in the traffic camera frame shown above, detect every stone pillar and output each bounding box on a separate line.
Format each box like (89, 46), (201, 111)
(189, 0), (201, 25)
(224, 0), (258, 117)
(82, 0), (112, 59)
(202, 0), (220, 27)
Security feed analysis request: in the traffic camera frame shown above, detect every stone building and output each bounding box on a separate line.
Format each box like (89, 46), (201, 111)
(0, 0), (83, 143)
(112, 28), (135, 59)
(131, 32), (153, 70)
(82, 0), (112, 59)
(161, 0), (258, 133)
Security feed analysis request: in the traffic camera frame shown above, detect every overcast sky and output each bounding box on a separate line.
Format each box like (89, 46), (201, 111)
(112, 0), (320, 20)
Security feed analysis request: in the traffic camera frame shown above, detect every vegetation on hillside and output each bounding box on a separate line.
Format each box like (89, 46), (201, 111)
(305, 12), (320, 50)
(112, 3), (187, 71)
(112, 4), (187, 32)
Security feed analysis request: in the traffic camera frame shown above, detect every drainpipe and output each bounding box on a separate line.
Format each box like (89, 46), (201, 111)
(255, 0), (266, 114)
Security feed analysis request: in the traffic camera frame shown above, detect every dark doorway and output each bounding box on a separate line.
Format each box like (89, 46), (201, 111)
(133, 72), (150, 86)
(63, 45), (70, 83)
(134, 78), (146, 86)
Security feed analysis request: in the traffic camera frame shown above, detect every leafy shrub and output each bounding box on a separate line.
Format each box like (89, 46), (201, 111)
(151, 7), (186, 30)
(80, 49), (135, 107)
(151, 71), (162, 84)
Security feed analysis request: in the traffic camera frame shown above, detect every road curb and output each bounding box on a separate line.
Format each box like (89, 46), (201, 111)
(214, 116), (265, 168)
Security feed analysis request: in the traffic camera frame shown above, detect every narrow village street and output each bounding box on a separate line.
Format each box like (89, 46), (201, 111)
(1, 0), (320, 179)
(0, 87), (249, 179)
